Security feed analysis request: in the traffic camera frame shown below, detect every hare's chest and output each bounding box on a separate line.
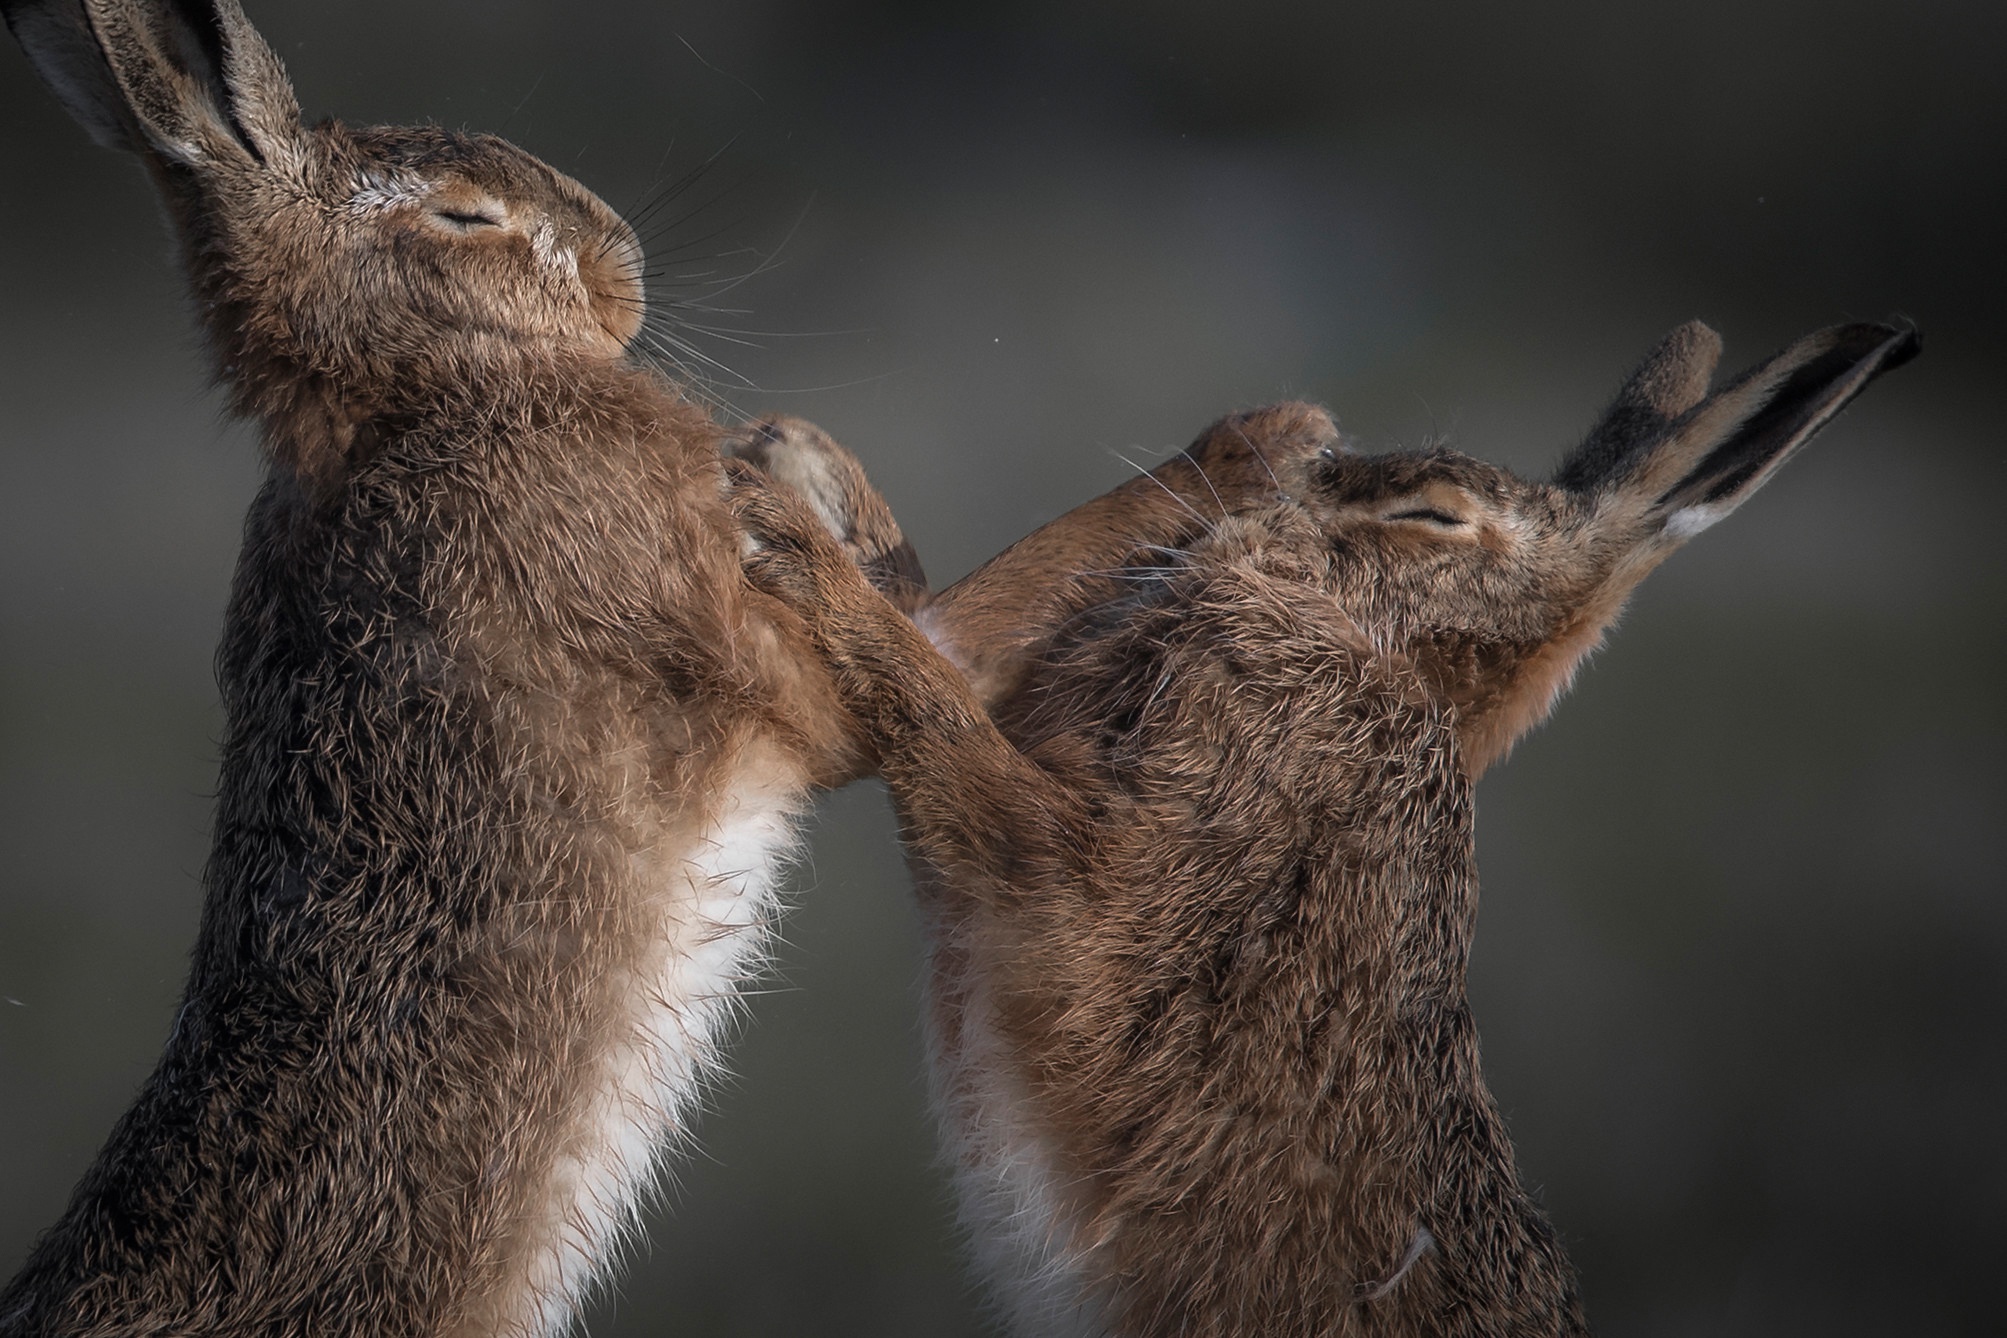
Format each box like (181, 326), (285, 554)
(925, 922), (1114, 1338)
(510, 742), (808, 1337)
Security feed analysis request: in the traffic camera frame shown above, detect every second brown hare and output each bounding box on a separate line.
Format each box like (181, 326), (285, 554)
(735, 321), (1915, 1337)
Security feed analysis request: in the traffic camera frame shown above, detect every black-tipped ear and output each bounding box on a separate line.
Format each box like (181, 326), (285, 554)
(3, 0), (138, 150)
(1555, 320), (1723, 492)
(5, 0), (300, 169)
(1646, 323), (1917, 538)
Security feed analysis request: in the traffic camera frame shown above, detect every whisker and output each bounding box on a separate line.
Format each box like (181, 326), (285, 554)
(673, 33), (767, 104)
(625, 134), (741, 235)
(1108, 449), (1209, 528)
(1188, 453), (1228, 518)
(1230, 423), (1285, 493)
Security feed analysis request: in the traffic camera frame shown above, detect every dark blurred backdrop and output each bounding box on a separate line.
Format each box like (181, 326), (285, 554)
(2, 2), (2001, 1334)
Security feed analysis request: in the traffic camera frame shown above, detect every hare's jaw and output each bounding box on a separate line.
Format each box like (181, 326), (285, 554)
(1455, 580), (1624, 777)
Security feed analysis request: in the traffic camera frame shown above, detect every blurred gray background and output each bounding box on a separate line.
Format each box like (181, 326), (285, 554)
(1, 1), (2000, 1334)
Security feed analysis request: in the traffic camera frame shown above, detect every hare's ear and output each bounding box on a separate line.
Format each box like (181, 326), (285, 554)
(1553, 320), (1722, 492)
(5, 0), (302, 172)
(1559, 322), (1918, 541)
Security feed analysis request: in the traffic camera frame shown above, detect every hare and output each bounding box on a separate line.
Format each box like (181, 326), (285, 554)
(733, 320), (1917, 1337)
(0, 2), (925, 1335)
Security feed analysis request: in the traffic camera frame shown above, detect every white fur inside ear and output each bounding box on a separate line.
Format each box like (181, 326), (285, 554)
(154, 135), (203, 165)
(1664, 502), (1727, 540)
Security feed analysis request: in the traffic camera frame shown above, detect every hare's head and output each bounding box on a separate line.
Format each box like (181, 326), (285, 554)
(6, 0), (646, 469)
(1214, 322), (1915, 777)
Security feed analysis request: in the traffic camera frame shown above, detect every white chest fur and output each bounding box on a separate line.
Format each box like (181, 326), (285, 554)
(504, 745), (808, 1338)
(928, 930), (1109, 1338)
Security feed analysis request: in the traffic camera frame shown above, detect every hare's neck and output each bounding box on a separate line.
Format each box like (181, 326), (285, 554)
(225, 340), (684, 481)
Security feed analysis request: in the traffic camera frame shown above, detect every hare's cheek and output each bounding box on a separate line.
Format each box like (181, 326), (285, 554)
(593, 303), (644, 353)
(574, 264), (643, 351)
(585, 284), (644, 351)
(518, 224), (625, 346)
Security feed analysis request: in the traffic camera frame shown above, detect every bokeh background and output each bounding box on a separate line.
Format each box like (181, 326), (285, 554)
(2, 1), (2001, 1334)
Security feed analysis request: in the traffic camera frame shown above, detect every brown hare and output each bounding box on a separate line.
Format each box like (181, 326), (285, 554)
(733, 320), (1916, 1337)
(0, 2), (923, 1335)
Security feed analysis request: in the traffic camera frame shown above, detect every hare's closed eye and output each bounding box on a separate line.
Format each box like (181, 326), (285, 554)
(435, 207), (502, 228)
(430, 203), (506, 232)
(1379, 490), (1475, 528)
(1383, 506), (1466, 527)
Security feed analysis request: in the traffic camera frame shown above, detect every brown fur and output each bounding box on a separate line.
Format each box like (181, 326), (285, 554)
(0, 3), (912, 1335)
(727, 416), (929, 616)
(921, 406), (1318, 707)
(735, 322), (1915, 1337)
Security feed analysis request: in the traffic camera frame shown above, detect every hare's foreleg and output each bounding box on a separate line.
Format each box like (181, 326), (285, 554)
(726, 408), (1328, 714)
(728, 467), (1087, 897)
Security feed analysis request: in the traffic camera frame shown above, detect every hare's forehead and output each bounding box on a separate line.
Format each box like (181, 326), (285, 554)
(1320, 451), (1522, 504)
(340, 126), (555, 198)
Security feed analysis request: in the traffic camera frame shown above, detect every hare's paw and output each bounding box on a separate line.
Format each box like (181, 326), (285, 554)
(726, 416), (928, 611)
(725, 459), (864, 614)
(724, 416), (857, 543)
(1183, 402), (1345, 498)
